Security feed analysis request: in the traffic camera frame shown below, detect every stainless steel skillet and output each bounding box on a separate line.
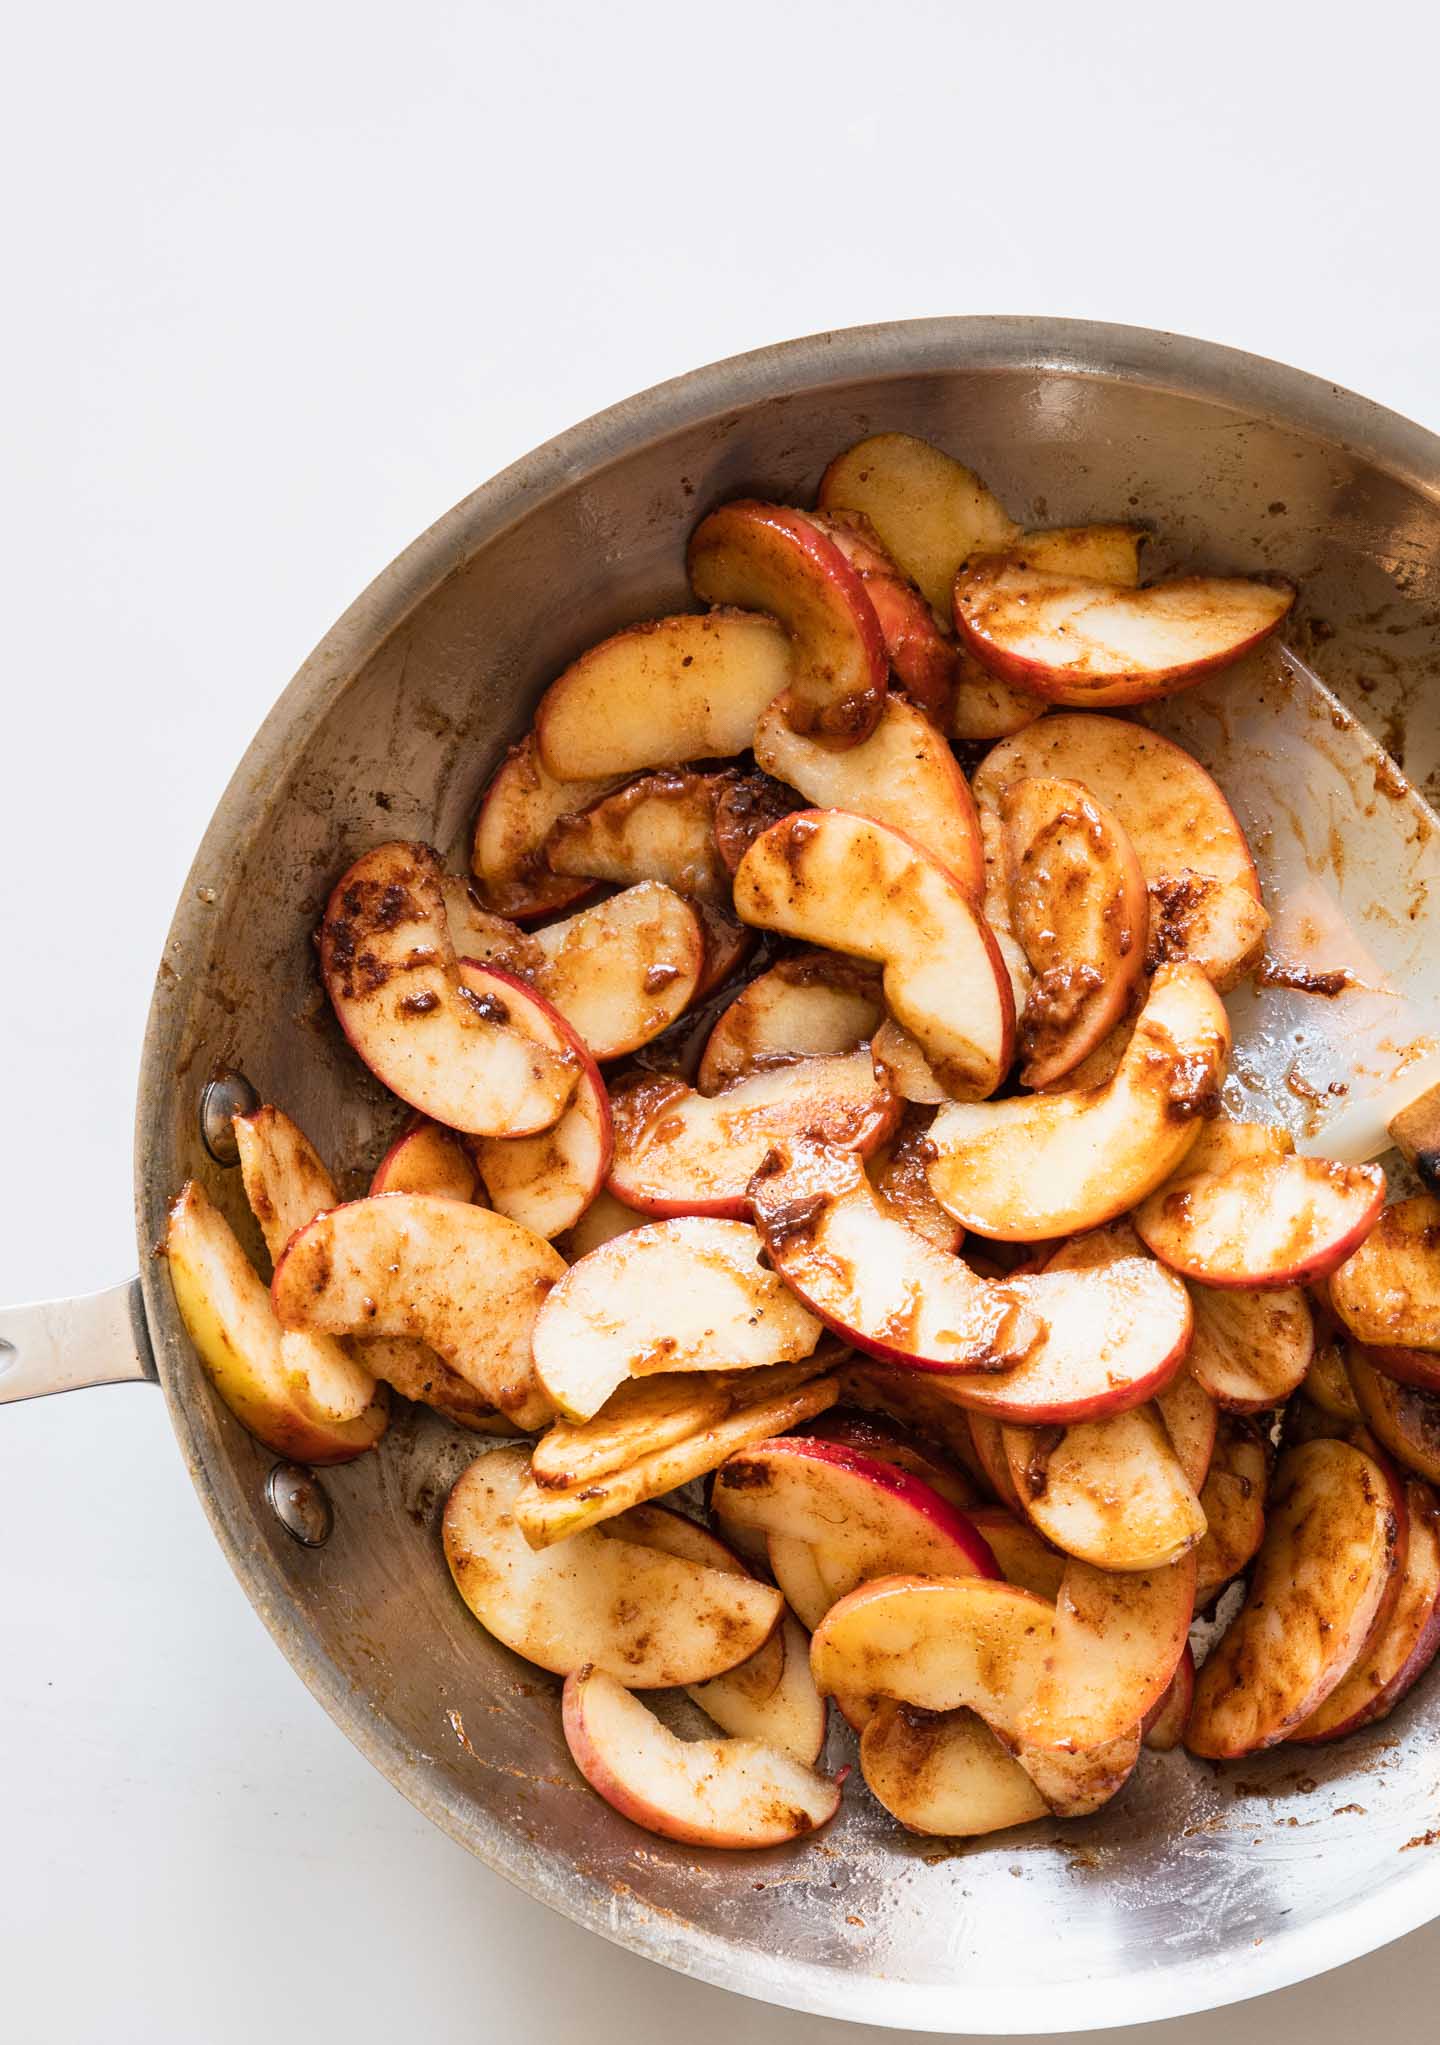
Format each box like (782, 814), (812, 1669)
(6, 318), (1440, 2033)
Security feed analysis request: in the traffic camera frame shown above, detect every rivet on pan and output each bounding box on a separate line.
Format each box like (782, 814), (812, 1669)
(200, 1068), (260, 1165)
(266, 1463), (334, 1547)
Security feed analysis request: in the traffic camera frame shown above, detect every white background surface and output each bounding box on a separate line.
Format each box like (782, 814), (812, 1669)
(6, 2), (1440, 2038)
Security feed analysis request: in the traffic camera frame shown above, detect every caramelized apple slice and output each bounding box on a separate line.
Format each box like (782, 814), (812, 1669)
(697, 952), (883, 1095)
(1361, 1343), (1440, 1395)
(608, 1053), (897, 1219)
(1186, 1438), (1403, 1756)
(833, 1361), (994, 1488)
(753, 693), (983, 897)
(1019, 1555), (1197, 1751)
(966, 1509), (1067, 1598)
(557, 1186), (646, 1261)
(543, 770), (727, 901)
(1012, 525), (1145, 583)
(689, 1613), (828, 1766)
(978, 808), (1032, 1014)
(734, 809), (1013, 1099)
(1193, 1416), (1271, 1606)
(444, 1447), (781, 1684)
(165, 1182), (389, 1464)
(1331, 1195), (1440, 1349)
(319, 842), (578, 1137)
(1000, 775), (1148, 1086)
(1141, 1644), (1196, 1752)
(1305, 1339), (1363, 1421)
(808, 1406), (981, 1509)
(536, 611), (791, 780)
(972, 714), (1262, 902)
(809, 1575), (1053, 1732)
(1001, 1407), (1206, 1572)
(817, 433), (1018, 615)
(868, 1110), (965, 1253)
(803, 509), (959, 718)
(562, 1666), (839, 1847)
(870, 1019), (949, 1107)
(526, 883), (705, 1059)
(688, 501), (887, 742)
(751, 1142), (1190, 1421)
(371, 1116), (480, 1200)
(514, 1367), (839, 1546)
(1147, 872), (1269, 991)
(1013, 1732), (1142, 1816)
(1188, 1283), (1315, 1411)
(531, 1216), (820, 1421)
(967, 1412), (1026, 1513)
(1291, 1479), (1440, 1742)
(471, 734), (617, 919)
(860, 1703), (1047, 1836)
(1135, 1134), (1384, 1290)
(1347, 1347), (1440, 1483)
(927, 964), (1230, 1240)
(272, 1193), (564, 1428)
(472, 1015), (611, 1239)
(954, 560), (1293, 706)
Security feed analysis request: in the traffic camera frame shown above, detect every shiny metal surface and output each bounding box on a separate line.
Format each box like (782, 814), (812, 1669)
(0, 1279), (155, 1404)
(200, 1067), (261, 1166)
(45, 317), (1440, 2029)
(266, 1462), (335, 1547)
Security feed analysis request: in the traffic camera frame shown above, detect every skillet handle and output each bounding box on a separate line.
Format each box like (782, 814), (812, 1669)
(0, 1279), (157, 1403)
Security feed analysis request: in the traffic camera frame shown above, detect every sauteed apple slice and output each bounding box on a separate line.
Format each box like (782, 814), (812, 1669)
(444, 1447), (781, 1684)
(544, 769), (732, 902)
(1000, 774), (1148, 1086)
(860, 1704), (1048, 1837)
(808, 1407), (981, 1509)
(272, 1193), (564, 1428)
(868, 1110), (965, 1253)
(802, 509), (958, 718)
(1193, 1416), (1271, 1606)
(370, 1116), (481, 1200)
(1186, 1437), (1404, 1756)
(688, 501), (888, 743)
(689, 1613), (828, 1766)
(471, 734), (618, 920)
(1141, 1643), (1196, 1752)
(608, 1053), (899, 1219)
(810, 1575), (1053, 1731)
(711, 1437), (998, 1630)
(166, 1181), (389, 1462)
(1134, 1128), (1384, 1289)
(527, 883), (705, 1059)
(832, 1362), (994, 1487)
(562, 1667), (840, 1847)
(536, 611), (791, 780)
(1187, 1281), (1315, 1411)
(752, 694), (984, 896)
(320, 842), (578, 1137)
(1346, 1348), (1440, 1484)
(817, 433), (1019, 616)
(750, 1142), (1191, 1420)
(926, 963), (1230, 1239)
(531, 1216), (820, 1422)
(966, 1510), (1066, 1598)
(1009, 525), (1146, 583)
(471, 1010), (611, 1238)
(1146, 872), (1269, 991)
(1305, 1340), (1363, 1421)
(1290, 1479), (1440, 1743)
(514, 1367), (840, 1546)
(697, 952), (883, 1095)
(1019, 1554), (1197, 1752)
(1001, 1407), (1206, 1572)
(954, 558), (1293, 705)
(1331, 1194), (1440, 1350)
(870, 1019), (949, 1106)
(734, 810), (1014, 1100)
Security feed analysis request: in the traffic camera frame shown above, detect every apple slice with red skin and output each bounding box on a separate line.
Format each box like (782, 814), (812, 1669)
(711, 1437), (998, 1631)
(371, 1116), (481, 1201)
(973, 713), (1262, 901)
(1194, 1416), (1271, 1607)
(688, 501), (888, 744)
(1290, 1479), (1440, 1743)
(868, 1109), (965, 1254)
(562, 1665), (839, 1848)
(544, 769), (732, 903)
(319, 842), (579, 1137)
(1189, 1283), (1315, 1412)
(471, 734), (618, 920)
(1000, 774), (1149, 1087)
(817, 433), (1019, 617)
(807, 1407), (982, 1510)
(1331, 1195), (1440, 1350)
(165, 1182), (390, 1464)
(926, 963), (1231, 1241)
(1305, 1339), (1363, 1421)
(529, 883), (705, 1060)
(531, 1215), (821, 1422)
(954, 558), (1294, 707)
(967, 1413), (1026, 1513)
(1185, 1438), (1405, 1757)
(802, 509), (960, 719)
(272, 1193), (565, 1429)
(734, 809), (1014, 1100)
(1142, 1643), (1195, 1752)
(1020, 1553), (1197, 1752)
(1133, 1127), (1385, 1289)
(608, 1053), (899, 1220)
(689, 1613), (828, 1766)
(751, 1140), (1191, 1421)
(1002, 1405), (1206, 1572)
(1013, 1732), (1143, 1817)
(753, 693), (984, 898)
(1347, 1347), (1440, 1484)
(444, 1447), (782, 1685)
(696, 952), (882, 1095)
(967, 1509), (1066, 1599)
(1147, 871), (1269, 992)
(471, 1004), (612, 1240)
(536, 610), (792, 781)
(870, 1019), (948, 1107)
(860, 1704), (1048, 1837)
(1361, 1343), (1440, 1394)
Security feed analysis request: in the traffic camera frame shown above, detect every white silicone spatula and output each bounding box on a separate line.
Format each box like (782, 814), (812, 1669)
(1142, 641), (1440, 1163)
